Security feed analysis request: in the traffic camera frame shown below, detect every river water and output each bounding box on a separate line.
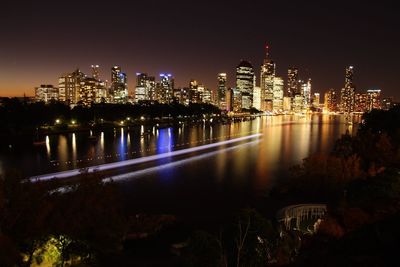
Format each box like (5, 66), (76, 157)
(0, 114), (358, 218)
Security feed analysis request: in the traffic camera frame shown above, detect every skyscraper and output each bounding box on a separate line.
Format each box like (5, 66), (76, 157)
(91, 64), (100, 80)
(366, 89), (381, 111)
(58, 69), (85, 105)
(110, 66), (128, 103)
(156, 74), (174, 103)
(302, 78), (312, 109)
(340, 66), (355, 113)
(260, 44), (275, 112)
(324, 89), (338, 112)
(217, 73), (227, 109)
(287, 67), (299, 97)
(272, 77), (284, 112)
(135, 73), (155, 102)
(236, 60), (254, 109)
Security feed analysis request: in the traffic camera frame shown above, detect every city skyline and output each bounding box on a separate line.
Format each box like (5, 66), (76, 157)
(1, 1), (399, 98)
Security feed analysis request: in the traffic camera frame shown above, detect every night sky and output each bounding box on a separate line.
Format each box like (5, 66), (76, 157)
(1, 0), (399, 98)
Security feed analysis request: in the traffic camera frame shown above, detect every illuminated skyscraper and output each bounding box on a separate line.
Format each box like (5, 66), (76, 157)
(91, 64), (100, 80)
(217, 73), (227, 109)
(135, 73), (155, 102)
(302, 78), (312, 109)
(354, 92), (368, 113)
(260, 44), (275, 111)
(273, 77), (284, 112)
(287, 67), (299, 97)
(110, 66), (128, 103)
(340, 66), (355, 113)
(312, 93), (320, 108)
(253, 86), (261, 110)
(156, 74), (174, 103)
(236, 60), (254, 109)
(58, 69), (85, 105)
(324, 89), (338, 112)
(366, 89), (381, 111)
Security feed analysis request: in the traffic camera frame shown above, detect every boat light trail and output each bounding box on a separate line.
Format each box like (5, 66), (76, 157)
(103, 139), (260, 182)
(28, 133), (261, 182)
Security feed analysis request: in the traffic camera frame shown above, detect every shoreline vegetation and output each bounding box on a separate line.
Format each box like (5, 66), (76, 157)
(0, 98), (261, 138)
(1, 106), (400, 266)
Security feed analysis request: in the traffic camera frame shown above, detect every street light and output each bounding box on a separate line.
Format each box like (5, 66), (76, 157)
(55, 119), (61, 124)
(71, 120), (76, 125)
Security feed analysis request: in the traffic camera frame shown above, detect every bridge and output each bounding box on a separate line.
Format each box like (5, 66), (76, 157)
(276, 204), (327, 231)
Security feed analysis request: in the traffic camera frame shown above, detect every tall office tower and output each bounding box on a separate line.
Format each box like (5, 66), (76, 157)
(110, 66), (128, 103)
(58, 69), (85, 105)
(189, 79), (201, 103)
(324, 89), (338, 112)
(91, 65), (100, 80)
(236, 60), (254, 109)
(260, 44), (276, 111)
(232, 88), (242, 112)
(354, 92), (368, 113)
(253, 86), (261, 110)
(340, 66), (355, 113)
(301, 78), (312, 109)
(283, 97), (292, 112)
(217, 73), (227, 109)
(202, 88), (212, 104)
(293, 95), (304, 113)
(79, 77), (104, 106)
(312, 93), (320, 108)
(287, 67), (299, 97)
(226, 88), (234, 112)
(35, 84), (59, 103)
(156, 73), (174, 103)
(366, 89), (381, 111)
(272, 77), (284, 112)
(135, 73), (155, 102)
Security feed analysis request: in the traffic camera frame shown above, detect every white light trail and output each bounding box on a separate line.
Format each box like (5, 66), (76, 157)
(28, 133), (261, 182)
(104, 139), (260, 182)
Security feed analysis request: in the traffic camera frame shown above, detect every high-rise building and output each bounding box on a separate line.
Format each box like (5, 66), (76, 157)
(135, 73), (155, 102)
(58, 69), (85, 105)
(156, 73), (174, 103)
(366, 89), (381, 111)
(110, 66), (128, 103)
(324, 89), (338, 112)
(273, 77), (284, 112)
(79, 77), (105, 106)
(283, 97), (292, 112)
(260, 44), (275, 111)
(301, 78), (312, 109)
(226, 88), (234, 112)
(217, 73), (227, 109)
(340, 66), (355, 113)
(236, 60), (254, 109)
(35, 84), (59, 103)
(354, 92), (368, 113)
(287, 67), (299, 97)
(253, 86), (261, 110)
(91, 65), (100, 80)
(312, 93), (320, 108)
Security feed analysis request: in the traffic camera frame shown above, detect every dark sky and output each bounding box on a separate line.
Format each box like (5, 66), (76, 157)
(0, 0), (399, 98)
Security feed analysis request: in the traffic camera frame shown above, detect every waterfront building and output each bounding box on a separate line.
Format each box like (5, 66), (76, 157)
(217, 73), (227, 109)
(287, 67), (299, 97)
(260, 44), (275, 111)
(58, 69), (85, 105)
(340, 66), (355, 113)
(226, 88), (234, 112)
(135, 73), (155, 102)
(367, 89), (381, 111)
(110, 66), (128, 103)
(236, 60), (254, 109)
(324, 89), (338, 112)
(273, 77), (284, 112)
(253, 86), (261, 110)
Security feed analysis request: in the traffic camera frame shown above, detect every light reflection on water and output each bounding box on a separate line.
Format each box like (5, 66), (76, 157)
(0, 115), (360, 181)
